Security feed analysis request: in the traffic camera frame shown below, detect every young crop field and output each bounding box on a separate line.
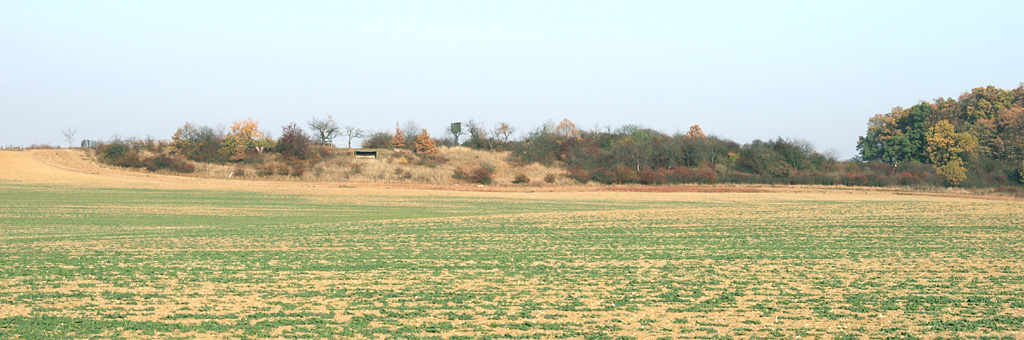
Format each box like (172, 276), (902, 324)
(1, 150), (1023, 339)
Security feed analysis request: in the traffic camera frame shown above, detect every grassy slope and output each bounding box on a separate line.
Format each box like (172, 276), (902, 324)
(1, 181), (1023, 339)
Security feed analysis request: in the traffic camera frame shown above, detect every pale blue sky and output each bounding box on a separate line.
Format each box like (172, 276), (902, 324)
(2, 1), (1022, 158)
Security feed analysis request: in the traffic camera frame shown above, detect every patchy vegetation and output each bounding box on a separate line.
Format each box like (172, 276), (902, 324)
(0, 180), (1022, 338)
(81, 85), (1024, 191)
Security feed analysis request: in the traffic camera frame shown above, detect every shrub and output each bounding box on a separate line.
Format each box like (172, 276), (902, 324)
(567, 168), (590, 183)
(256, 165), (275, 177)
(170, 123), (225, 163)
(1019, 160), (1024, 184)
(144, 154), (195, 173)
(277, 123), (313, 160)
(512, 173), (530, 184)
(841, 171), (868, 186)
(362, 132), (392, 149)
(637, 168), (665, 184)
(415, 155), (448, 168)
(453, 166), (492, 184)
(275, 163), (290, 175)
(937, 159), (967, 186)
(470, 167), (493, 184)
(290, 165), (305, 177)
(543, 173), (557, 183)
(99, 141), (145, 168)
(240, 150), (266, 164)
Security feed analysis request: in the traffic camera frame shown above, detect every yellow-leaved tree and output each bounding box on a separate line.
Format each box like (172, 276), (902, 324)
(925, 120), (976, 185)
(221, 118), (274, 162)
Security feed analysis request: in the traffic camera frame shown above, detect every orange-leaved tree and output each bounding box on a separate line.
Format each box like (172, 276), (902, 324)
(221, 118), (274, 162)
(414, 129), (438, 156)
(390, 123), (406, 149)
(687, 124), (706, 138)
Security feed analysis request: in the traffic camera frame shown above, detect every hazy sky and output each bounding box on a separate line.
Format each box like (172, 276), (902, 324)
(3, 1), (1022, 158)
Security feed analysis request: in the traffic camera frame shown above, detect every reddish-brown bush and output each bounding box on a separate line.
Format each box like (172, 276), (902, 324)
(512, 173), (530, 184)
(567, 168), (590, 183)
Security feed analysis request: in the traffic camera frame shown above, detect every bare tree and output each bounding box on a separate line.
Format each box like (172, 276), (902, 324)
(341, 126), (364, 149)
(464, 120), (489, 149)
(493, 122), (516, 144)
(308, 115), (340, 145)
(402, 120), (421, 148)
(61, 127), (78, 148)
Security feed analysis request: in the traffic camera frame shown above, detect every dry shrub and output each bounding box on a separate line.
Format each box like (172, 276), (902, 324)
(512, 173), (530, 184)
(453, 166), (492, 184)
(144, 154), (195, 173)
(256, 165), (274, 177)
(544, 173), (557, 183)
(275, 164), (290, 175)
(415, 155), (448, 168)
(664, 166), (717, 184)
(637, 168), (665, 184)
(567, 168), (590, 183)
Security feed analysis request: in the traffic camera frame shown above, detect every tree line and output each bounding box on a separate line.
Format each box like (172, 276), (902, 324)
(857, 85), (1024, 186)
(89, 84), (1024, 189)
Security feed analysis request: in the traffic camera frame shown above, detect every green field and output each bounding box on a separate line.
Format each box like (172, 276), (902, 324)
(1, 182), (1023, 339)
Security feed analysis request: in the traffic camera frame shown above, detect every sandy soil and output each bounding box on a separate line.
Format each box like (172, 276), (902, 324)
(1, 149), (1017, 203)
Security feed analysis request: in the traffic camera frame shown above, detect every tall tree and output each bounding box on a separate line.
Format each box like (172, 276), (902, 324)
(308, 115), (340, 145)
(856, 104), (931, 166)
(925, 120), (977, 166)
(925, 120), (976, 185)
(341, 126), (363, 149)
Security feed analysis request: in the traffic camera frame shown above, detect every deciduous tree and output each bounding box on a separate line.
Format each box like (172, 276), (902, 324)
(463, 120), (490, 149)
(221, 118), (270, 162)
(686, 125), (705, 138)
(925, 120), (976, 186)
(277, 123), (312, 160)
(170, 123), (224, 163)
(61, 127), (77, 148)
(308, 115), (340, 145)
(341, 126), (363, 149)
(554, 118), (581, 140)
(925, 120), (976, 166)
(492, 122), (516, 148)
